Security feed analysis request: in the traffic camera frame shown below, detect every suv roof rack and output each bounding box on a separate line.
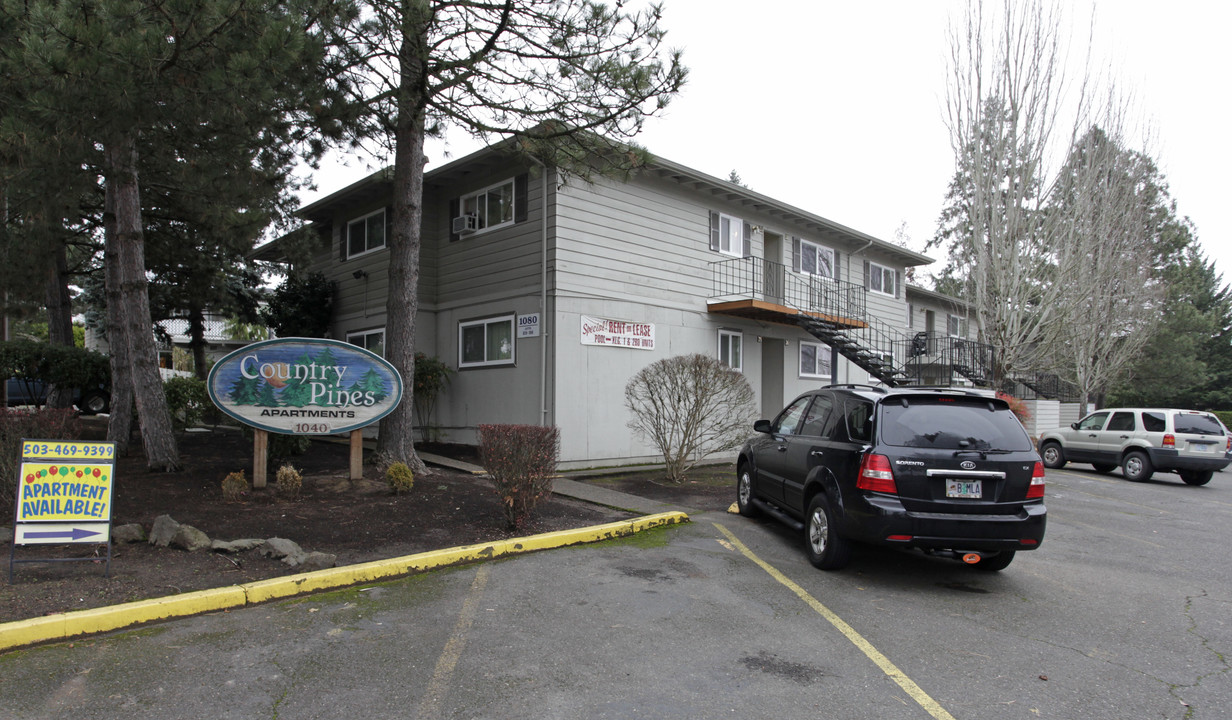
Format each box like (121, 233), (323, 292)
(823, 383), (889, 394)
(889, 385), (997, 397)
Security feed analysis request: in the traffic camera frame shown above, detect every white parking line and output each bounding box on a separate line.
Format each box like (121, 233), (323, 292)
(714, 523), (957, 720)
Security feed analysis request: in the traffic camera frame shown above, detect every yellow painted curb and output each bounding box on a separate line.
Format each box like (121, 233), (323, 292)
(0, 511), (689, 652)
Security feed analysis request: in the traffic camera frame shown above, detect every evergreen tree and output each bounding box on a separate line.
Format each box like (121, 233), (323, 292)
(351, 368), (388, 402)
(229, 375), (263, 406)
(333, 0), (685, 472)
(1, 0), (356, 469)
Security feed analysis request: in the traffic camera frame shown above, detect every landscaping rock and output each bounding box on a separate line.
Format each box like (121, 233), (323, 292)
(112, 523), (146, 544)
(295, 551), (338, 571)
(148, 515), (180, 547)
(170, 524), (211, 552)
(212, 538), (265, 553)
(260, 537), (307, 566)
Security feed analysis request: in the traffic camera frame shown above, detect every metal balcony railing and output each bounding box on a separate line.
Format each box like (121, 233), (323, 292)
(710, 256), (867, 323)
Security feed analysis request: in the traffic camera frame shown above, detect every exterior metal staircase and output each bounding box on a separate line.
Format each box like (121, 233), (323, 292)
(709, 256), (996, 388)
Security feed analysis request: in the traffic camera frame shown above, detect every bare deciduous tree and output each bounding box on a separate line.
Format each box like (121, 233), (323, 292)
(937, 0), (1083, 382)
(938, 1), (1164, 407)
(624, 354), (755, 483)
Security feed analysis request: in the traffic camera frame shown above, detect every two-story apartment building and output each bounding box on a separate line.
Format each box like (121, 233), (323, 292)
(259, 141), (987, 468)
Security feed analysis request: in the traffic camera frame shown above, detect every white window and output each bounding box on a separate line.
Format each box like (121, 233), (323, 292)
(947, 314), (967, 338)
(347, 209), (386, 258)
(799, 240), (835, 279)
(719, 330), (743, 372)
(868, 261), (895, 297)
(718, 213), (743, 257)
(800, 341), (832, 379)
(460, 178), (516, 233)
(346, 328), (385, 356)
(907, 303), (915, 329)
(459, 315), (515, 368)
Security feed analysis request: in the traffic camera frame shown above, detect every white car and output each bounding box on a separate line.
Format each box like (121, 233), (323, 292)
(1038, 408), (1231, 485)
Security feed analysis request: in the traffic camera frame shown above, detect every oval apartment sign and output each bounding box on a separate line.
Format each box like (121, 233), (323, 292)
(207, 338), (403, 435)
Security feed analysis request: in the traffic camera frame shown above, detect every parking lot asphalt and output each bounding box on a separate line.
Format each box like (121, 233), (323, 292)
(0, 476), (685, 652)
(4, 465), (1231, 719)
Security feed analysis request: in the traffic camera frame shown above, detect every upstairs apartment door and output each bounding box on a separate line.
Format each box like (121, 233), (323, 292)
(763, 231), (785, 304)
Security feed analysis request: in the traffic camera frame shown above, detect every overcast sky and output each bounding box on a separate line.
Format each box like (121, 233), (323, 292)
(302, 0), (1232, 286)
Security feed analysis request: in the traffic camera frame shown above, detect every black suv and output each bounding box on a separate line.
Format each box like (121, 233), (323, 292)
(736, 385), (1046, 571)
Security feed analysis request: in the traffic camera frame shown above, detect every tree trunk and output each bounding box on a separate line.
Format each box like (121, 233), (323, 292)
(189, 306), (208, 379)
(103, 181), (136, 454)
(375, 4), (431, 475)
(44, 241), (76, 409)
(104, 134), (181, 471)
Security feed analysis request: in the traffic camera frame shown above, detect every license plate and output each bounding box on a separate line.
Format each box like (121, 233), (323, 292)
(946, 479), (982, 498)
(1190, 443), (1212, 453)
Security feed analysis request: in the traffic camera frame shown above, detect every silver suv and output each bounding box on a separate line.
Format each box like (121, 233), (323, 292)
(1038, 408), (1231, 485)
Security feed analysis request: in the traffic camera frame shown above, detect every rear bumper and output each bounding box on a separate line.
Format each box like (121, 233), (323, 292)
(1146, 447), (1231, 472)
(845, 495), (1047, 552)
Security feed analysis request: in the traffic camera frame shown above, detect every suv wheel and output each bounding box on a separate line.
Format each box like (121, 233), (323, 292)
(1040, 442), (1066, 469)
(1180, 470), (1214, 486)
(735, 465), (759, 517)
(1122, 450), (1154, 482)
(805, 494), (851, 571)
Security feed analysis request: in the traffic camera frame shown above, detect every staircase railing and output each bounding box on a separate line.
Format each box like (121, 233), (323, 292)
(710, 257), (997, 388)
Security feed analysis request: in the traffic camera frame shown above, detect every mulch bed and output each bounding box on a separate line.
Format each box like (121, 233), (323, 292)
(1, 428), (645, 625)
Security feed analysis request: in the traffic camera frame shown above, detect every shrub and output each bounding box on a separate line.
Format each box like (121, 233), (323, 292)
(997, 391), (1032, 424)
(164, 376), (210, 429)
(221, 471), (248, 502)
(0, 340), (110, 406)
(386, 461), (415, 494)
(413, 352), (454, 443)
(275, 464), (303, 499)
(478, 424), (560, 531)
(0, 408), (81, 517)
(624, 354), (756, 483)
(1211, 410), (1232, 429)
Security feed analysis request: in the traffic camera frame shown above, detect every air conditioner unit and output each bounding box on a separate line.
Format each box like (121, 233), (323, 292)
(452, 214), (479, 235)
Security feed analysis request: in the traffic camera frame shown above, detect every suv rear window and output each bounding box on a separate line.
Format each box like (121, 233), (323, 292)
(879, 398), (1033, 451)
(1172, 413), (1225, 436)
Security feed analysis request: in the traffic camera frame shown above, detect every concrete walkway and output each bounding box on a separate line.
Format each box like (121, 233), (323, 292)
(419, 451), (682, 516)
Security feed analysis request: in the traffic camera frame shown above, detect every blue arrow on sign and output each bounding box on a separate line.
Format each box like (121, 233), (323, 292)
(24, 528), (102, 541)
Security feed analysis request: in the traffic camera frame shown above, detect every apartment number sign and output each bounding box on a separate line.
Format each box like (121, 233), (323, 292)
(207, 338), (403, 435)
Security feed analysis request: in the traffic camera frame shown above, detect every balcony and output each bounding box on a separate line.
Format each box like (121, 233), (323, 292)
(709, 257), (867, 328)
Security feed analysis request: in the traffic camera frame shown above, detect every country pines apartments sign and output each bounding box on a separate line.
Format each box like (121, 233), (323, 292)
(207, 338), (404, 435)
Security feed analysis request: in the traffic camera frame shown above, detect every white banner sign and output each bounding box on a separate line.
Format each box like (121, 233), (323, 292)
(580, 315), (656, 350)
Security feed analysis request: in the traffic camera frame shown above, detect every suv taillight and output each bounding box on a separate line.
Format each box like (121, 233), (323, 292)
(1027, 461), (1046, 499)
(857, 453), (897, 494)
(1163, 433), (1175, 448)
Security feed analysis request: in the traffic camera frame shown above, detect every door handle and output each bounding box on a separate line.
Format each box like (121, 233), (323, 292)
(776, 445), (788, 452)
(810, 450), (824, 457)
(1120, 435), (1129, 439)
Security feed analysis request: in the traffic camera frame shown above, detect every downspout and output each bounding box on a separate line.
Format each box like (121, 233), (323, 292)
(847, 239), (874, 383)
(530, 158), (550, 426)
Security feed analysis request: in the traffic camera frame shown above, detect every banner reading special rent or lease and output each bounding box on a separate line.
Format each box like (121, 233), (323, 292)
(206, 337), (404, 435)
(580, 315), (656, 350)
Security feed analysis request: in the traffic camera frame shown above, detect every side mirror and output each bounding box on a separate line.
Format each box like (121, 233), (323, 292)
(1070, 422), (1079, 430)
(754, 419), (772, 434)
